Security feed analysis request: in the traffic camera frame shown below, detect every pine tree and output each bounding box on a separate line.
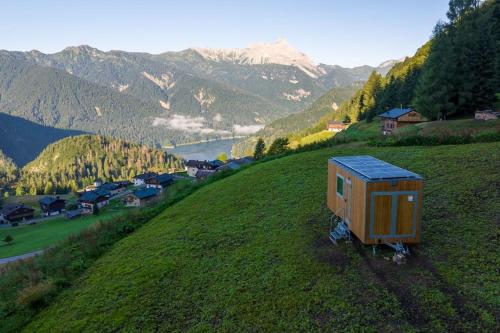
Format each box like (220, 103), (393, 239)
(267, 138), (290, 156)
(253, 139), (266, 160)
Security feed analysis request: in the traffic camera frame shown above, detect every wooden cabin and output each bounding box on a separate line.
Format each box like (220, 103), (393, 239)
(39, 196), (66, 216)
(379, 108), (426, 135)
(0, 204), (35, 223)
(327, 156), (423, 245)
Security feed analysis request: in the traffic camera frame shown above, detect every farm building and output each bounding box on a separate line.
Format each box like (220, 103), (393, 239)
(145, 173), (174, 193)
(475, 110), (499, 120)
(125, 188), (159, 207)
(0, 204), (35, 223)
(100, 181), (130, 196)
(132, 172), (158, 186)
(378, 108), (426, 135)
(327, 156), (423, 246)
(78, 189), (110, 212)
(327, 121), (346, 132)
(185, 160), (218, 177)
(39, 196), (66, 216)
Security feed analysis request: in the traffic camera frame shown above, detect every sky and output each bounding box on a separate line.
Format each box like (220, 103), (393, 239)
(0, 0), (449, 67)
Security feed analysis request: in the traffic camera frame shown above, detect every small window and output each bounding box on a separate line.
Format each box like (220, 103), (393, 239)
(336, 175), (344, 197)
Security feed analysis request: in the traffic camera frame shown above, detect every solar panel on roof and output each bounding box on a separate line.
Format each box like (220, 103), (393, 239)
(330, 155), (422, 180)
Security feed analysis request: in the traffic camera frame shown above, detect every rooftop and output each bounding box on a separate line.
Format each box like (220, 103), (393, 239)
(39, 196), (65, 205)
(330, 155), (422, 180)
(132, 188), (159, 199)
(0, 204), (34, 215)
(378, 108), (412, 119)
(133, 172), (158, 180)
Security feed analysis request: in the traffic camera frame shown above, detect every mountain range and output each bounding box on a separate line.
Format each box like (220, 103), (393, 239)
(0, 40), (397, 159)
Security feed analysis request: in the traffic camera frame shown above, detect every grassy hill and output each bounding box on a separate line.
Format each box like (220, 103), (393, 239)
(20, 142), (499, 332)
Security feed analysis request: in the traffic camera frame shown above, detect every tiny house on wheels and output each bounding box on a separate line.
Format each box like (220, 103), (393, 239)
(327, 156), (423, 251)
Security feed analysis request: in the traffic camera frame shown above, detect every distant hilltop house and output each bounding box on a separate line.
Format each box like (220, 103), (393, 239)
(216, 161), (242, 172)
(327, 121), (346, 132)
(232, 156), (254, 166)
(475, 110), (499, 120)
(186, 160), (221, 177)
(187, 157), (254, 179)
(0, 204), (35, 223)
(132, 172), (158, 186)
(39, 196), (66, 217)
(378, 108), (426, 135)
(125, 188), (159, 207)
(145, 173), (174, 193)
(78, 189), (110, 213)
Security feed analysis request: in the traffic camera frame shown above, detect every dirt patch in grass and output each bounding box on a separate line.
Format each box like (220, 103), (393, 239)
(312, 235), (351, 272)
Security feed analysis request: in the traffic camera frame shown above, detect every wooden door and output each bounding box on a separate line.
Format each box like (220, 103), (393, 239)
(372, 193), (392, 237)
(370, 191), (418, 239)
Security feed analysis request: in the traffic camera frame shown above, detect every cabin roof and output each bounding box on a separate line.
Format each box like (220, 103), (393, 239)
(79, 189), (109, 202)
(0, 204), (34, 215)
(132, 187), (159, 199)
(378, 108), (413, 119)
(133, 172), (158, 181)
(39, 196), (65, 205)
(154, 173), (175, 185)
(330, 155), (422, 180)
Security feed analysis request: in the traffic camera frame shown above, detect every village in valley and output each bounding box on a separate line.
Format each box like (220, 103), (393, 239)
(0, 155), (254, 260)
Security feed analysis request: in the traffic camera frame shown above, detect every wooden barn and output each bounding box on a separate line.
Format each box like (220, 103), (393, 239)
(327, 156), (423, 246)
(379, 108), (426, 135)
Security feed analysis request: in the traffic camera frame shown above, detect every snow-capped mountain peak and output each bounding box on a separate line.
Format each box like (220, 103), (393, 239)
(192, 39), (319, 78)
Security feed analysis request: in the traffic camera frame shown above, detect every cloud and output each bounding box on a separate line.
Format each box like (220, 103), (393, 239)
(153, 115), (230, 135)
(233, 124), (264, 135)
(213, 113), (223, 122)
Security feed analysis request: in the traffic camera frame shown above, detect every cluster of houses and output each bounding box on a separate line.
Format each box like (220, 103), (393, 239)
(185, 157), (253, 180)
(0, 195), (68, 224)
(1, 155), (254, 225)
(0, 173), (176, 224)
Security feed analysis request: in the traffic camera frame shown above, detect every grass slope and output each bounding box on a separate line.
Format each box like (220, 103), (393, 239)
(0, 200), (122, 258)
(24, 143), (499, 332)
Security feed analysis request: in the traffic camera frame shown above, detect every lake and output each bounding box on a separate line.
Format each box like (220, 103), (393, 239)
(165, 138), (240, 161)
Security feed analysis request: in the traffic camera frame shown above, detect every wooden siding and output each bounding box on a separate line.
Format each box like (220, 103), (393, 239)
(373, 195), (392, 236)
(327, 162), (366, 240)
(397, 111), (426, 123)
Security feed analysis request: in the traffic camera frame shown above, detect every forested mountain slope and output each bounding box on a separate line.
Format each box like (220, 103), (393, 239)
(16, 135), (184, 194)
(0, 149), (16, 188)
(232, 85), (358, 156)
(321, 0), (499, 124)
(243, 0), (499, 151)
(1, 40), (396, 148)
(0, 53), (189, 146)
(20, 142), (500, 332)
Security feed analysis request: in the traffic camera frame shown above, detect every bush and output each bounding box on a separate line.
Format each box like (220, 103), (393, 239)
(368, 131), (500, 147)
(3, 235), (13, 244)
(15, 280), (55, 308)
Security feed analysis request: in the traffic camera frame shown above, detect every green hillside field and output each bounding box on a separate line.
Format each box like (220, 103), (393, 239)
(20, 142), (500, 332)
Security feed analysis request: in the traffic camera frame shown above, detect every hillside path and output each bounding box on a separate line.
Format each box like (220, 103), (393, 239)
(0, 249), (44, 265)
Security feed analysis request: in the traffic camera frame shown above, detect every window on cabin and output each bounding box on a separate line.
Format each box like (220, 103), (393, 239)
(336, 175), (344, 197)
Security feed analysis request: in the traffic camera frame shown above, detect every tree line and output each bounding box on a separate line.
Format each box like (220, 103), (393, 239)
(324, 0), (499, 123)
